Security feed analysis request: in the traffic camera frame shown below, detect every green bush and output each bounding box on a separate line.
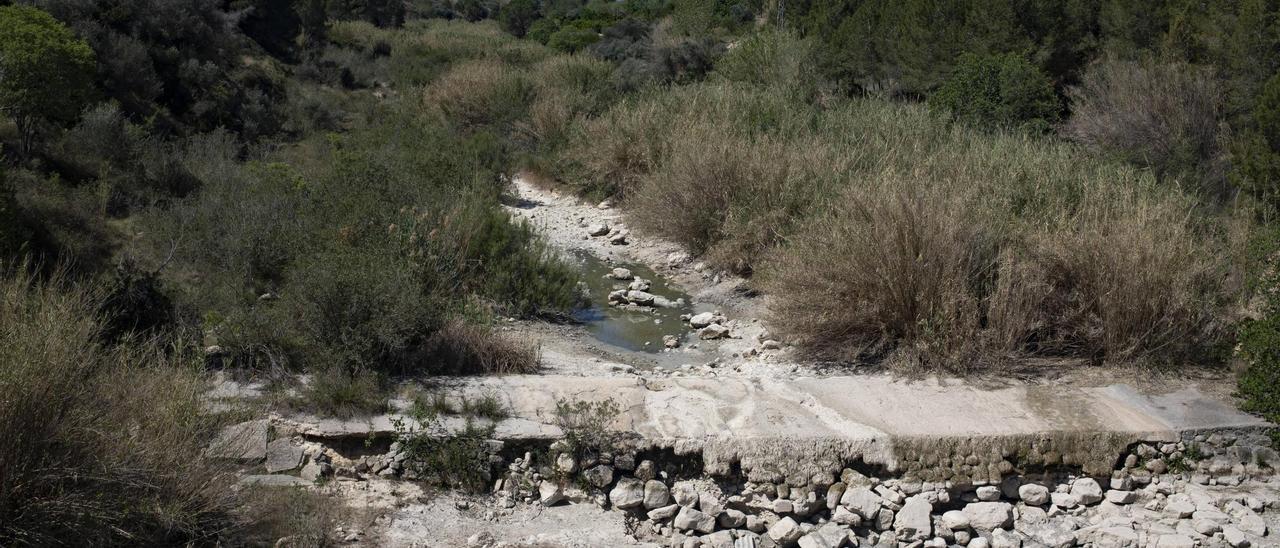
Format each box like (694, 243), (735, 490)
(146, 100), (577, 383)
(393, 405), (499, 492)
(713, 29), (818, 99)
(547, 25), (600, 53)
(0, 170), (34, 260)
(1231, 72), (1280, 211)
(0, 5), (96, 155)
(498, 0), (540, 37)
(1238, 250), (1280, 425)
(929, 53), (1060, 132)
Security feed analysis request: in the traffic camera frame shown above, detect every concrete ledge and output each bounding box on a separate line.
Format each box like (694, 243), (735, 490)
(282, 374), (1272, 481)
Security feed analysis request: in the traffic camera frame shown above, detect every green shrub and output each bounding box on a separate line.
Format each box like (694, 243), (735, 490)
(553, 397), (621, 466)
(929, 53), (1060, 132)
(547, 26), (600, 53)
(0, 5), (96, 155)
(146, 100), (576, 385)
(713, 29), (818, 99)
(499, 0), (541, 37)
(1231, 72), (1280, 211)
(393, 405), (499, 492)
(302, 366), (390, 418)
(1238, 252), (1280, 424)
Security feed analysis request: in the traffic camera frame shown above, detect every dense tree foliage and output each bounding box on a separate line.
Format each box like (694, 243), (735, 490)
(0, 5), (94, 155)
(1233, 73), (1280, 210)
(929, 53), (1060, 131)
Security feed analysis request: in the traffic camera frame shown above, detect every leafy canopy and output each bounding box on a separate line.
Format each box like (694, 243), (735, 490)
(930, 52), (1060, 132)
(0, 5), (95, 128)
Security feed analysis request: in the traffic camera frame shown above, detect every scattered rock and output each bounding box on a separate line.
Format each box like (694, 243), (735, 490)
(832, 506), (861, 526)
(1104, 490), (1135, 504)
(1050, 492), (1079, 509)
(608, 267), (632, 280)
(963, 502), (1013, 532)
(840, 487), (883, 520)
(625, 290), (656, 306)
(797, 523), (849, 548)
(1070, 478), (1104, 505)
(941, 510), (970, 530)
(1221, 525), (1250, 547)
(587, 223), (610, 237)
(583, 464), (614, 488)
(674, 506), (715, 534)
(688, 312), (721, 329)
(718, 509), (747, 529)
(539, 481), (565, 506)
(644, 480), (671, 509)
(1019, 484), (1050, 506)
(1236, 510), (1268, 536)
(648, 504), (679, 521)
(768, 517), (803, 546)
(555, 453), (577, 474)
(699, 323), (730, 340)
(609, 477), (645, 509)
(895, 496), (933, 541)
(264, 438), (304, 473)
(673, 482), (699, 507)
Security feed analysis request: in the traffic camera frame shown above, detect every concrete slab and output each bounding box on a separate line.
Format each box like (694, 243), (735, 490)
(264, 438), (305, 473)
(208, 419), (269, 462)
(282, 374), (1272, 482)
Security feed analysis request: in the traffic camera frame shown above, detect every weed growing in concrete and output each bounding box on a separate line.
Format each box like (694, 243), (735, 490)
(554, 397), (621, 464)
(394, 397), (508, 492)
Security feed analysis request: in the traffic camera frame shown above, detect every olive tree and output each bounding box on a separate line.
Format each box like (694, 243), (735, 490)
(0, 5), (95, 157)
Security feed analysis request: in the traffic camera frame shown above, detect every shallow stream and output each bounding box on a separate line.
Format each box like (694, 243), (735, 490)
(568, 251), (695, 353)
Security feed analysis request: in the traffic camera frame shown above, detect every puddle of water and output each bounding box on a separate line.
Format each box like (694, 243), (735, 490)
(569, 251), (695, 353)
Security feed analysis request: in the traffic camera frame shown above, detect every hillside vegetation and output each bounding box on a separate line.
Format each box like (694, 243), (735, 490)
(1, 0), (1279, 543)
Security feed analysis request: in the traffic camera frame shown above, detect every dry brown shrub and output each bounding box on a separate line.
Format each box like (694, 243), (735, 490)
(764, 177), (997, 369)
(0, 268), (238, 545)
(1064, 56), (1228, 193)
(423, 58), (534, 129)
(426, 320), (540, 375)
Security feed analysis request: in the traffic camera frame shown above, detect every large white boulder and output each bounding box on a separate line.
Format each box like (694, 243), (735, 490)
(963, 502), (1014, 532)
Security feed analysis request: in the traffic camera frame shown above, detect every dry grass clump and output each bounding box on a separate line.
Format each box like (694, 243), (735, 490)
(423, 58), (535, 129)
(567, 82), (810, 198)
(565, 87), (1240, 370)
(766, 178), (997, 369)
(1064, 56), (1227, 193)
(426, 320), (541, 375)
(400, 19), (548, 67)
(519, 55), (615, 148)
(0, 268), (237, 545)
(761, 103), (1234, 369)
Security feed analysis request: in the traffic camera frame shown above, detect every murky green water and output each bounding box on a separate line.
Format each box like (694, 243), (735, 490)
(569, 251), (694, 353)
